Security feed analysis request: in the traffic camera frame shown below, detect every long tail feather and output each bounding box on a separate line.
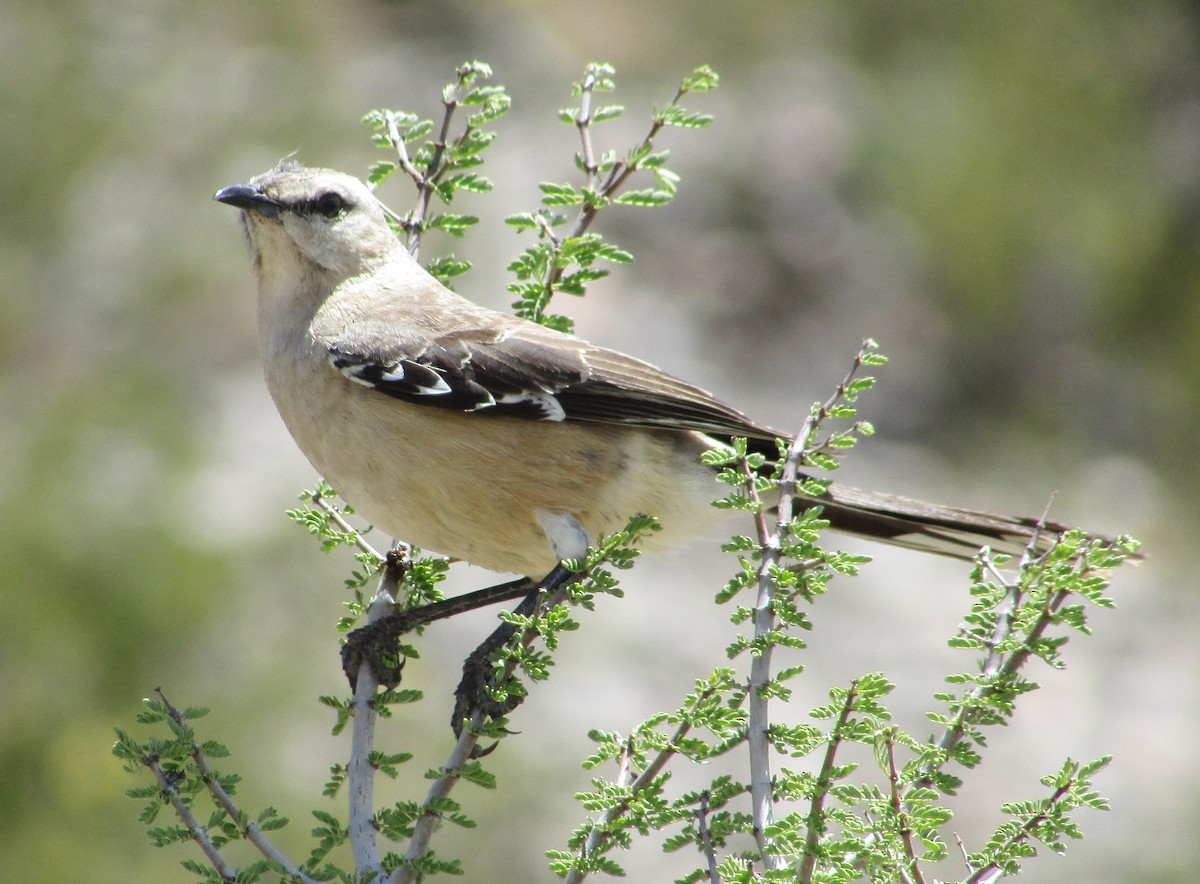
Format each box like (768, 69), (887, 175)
(815, 483), (1107, 561)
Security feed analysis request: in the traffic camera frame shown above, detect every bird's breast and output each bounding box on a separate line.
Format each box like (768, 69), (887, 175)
(262, 341), (724, 576)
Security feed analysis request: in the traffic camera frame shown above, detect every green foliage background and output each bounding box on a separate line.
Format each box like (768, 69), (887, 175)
(1, 2), (1190, 881)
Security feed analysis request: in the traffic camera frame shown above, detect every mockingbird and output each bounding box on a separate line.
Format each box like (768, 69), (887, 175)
(217, 162), (1084, 693)
(215, 162), (1065, 574)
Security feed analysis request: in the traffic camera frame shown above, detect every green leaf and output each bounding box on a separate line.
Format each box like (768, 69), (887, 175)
(683, 66), (720, 93)
(614, 189), (673, 207)
(427, 213), (480, 237)
(591, 104), (624, 123)
(505, 212), (540, 230)
(656, 105), (715, 129)
(538, 181), (582, 206)
(367, 161), (396, 185)
(443, 173), (494, 194)
(595, 242), (634, 263)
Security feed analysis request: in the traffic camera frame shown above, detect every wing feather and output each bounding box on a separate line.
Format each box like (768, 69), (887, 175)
(324, 305), (782, 440)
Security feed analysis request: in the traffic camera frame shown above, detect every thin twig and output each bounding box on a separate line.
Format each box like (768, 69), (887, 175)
(425, 85), (461, 181)
(563, 715), (702, 884)
(310, 489), (386, 564)
(924, 548), (1023, 771)
(743, 453), (781, 869)
(528, 210), (566, 318)
(564, 73), (693, 244)
(535, 211), (562, 247)
(797, 679), (859, 884)
(746, 343), (876, 874)
(962, 782), (1074, 884)
(696, 791), (721, 884)
(884, 733), (925, 884)
(155, 690), (321, 884)
(403, 93), (460, 259)
(392, 580), (575, 884)
(614, 737), (633, 795)
(382, 67), (473, 258)
(955, 832), (973, 879)
(563, 738), (634, 884)
(345, 558), (405, 879)
(918, 528), (1075, 790)
(384, 112), (427, 189)
(519, 69), (709, 327)
(391, 712), (484, 884)
(539, 69), (694, 305)
(575, 69), (601, 188)
(144, 755), (238, 882)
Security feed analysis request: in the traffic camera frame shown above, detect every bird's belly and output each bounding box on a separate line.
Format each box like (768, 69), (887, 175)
(266, 363), (724, 577)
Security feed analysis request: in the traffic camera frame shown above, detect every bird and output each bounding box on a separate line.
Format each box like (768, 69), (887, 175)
(215, 161), (1071, 585)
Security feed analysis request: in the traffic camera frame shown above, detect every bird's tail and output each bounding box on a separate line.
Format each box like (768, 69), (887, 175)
(812, 482), (1105, 561)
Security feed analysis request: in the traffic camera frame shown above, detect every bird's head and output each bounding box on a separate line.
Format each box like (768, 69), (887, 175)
(215, 163), (402, 280)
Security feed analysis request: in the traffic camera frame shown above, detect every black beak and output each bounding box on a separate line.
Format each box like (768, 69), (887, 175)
(214, 183), (281, 217)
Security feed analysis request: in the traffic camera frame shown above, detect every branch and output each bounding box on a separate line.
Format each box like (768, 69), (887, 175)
(798, 679), (859, 884)
(383, 112), (427, 190)
(562, 719), (697, 884)
(574, 68), (601, 188)
(391, 713), (484, 884)
(743, 451), (782, 868)
(746, 340), (877, 873)
(884, 732), (925, 884)
(144, 755), (238, 882)
(963, 781), (1074, 884)
(381, 63), (483, 258)
(918, 530), (1075, 790)
(154, 691), (321, 884)
(533, 67), (700, 306)
(344, 557), (406, 879)
(391, 580), (576, 884)
(310, 488), (386, 564)
(562, 738), (633, 884)
(695, 791), (721, 884)
(402, 88), (461, 259)
(563, 71), (696, 243)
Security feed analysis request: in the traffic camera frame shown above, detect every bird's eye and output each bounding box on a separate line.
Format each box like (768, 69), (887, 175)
(311, 190), (350, 219)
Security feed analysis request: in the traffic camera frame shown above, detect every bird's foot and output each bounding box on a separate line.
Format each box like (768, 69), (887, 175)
(342, 610), (414, 690)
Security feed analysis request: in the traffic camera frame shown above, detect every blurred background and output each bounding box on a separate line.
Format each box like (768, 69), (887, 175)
(2, 1), (1195, 881)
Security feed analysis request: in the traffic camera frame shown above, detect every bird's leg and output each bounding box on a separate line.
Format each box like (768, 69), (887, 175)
(341, 574), (540, 689)
(451, 562), (580, 738)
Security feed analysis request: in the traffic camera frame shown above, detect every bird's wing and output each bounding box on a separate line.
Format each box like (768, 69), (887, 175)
(323, 302), (781, 440)
(554, 346), (780, 439)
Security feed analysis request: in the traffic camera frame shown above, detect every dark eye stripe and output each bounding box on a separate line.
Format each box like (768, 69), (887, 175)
(294, 190), (352, 218)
